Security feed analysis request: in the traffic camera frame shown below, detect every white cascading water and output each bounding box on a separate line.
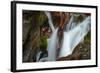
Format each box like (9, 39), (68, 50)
(36, 51), (42, 62)
(66, 15), (76, 31)
(47, 28), (58, 61)
(59, 16), (91, 58)
(38, 12), (58, 61)
(44, 12), (55, 32)
(45, 11), (59, 61)
(38, 12), (91, 61)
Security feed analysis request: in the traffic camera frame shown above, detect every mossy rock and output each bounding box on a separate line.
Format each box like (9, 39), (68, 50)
(35, 12), (47, 26)
(40, 36), (48, 50)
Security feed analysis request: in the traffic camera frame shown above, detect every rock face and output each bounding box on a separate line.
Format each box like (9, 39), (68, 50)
(51, 12), (70, 30)
(23, 11), (40, 62)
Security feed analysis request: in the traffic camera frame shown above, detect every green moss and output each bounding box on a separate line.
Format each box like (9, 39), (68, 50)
(40, 36), (48, 50)
(84, 31), (91, 44)
(76, 15), (84, 23)
(35, 12), (47, 26)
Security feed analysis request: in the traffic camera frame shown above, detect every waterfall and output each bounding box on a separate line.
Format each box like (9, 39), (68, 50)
(44, 12), (55, 32)
(45, 11), (59, 61)
(37, 12), (91, 61)
(66, 15), (76, 31)
(37, 12), (58, 62)
(47, 28), (58, 61)
(36, 51), (42, 62)
(59, 16), (91, 58)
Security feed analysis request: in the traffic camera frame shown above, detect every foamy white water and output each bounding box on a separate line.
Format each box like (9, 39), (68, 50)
(44, 12), (55, 32)
(38, 12), (91, 61)
(59, 16), (91, 58)
(47, 28), (58, 61)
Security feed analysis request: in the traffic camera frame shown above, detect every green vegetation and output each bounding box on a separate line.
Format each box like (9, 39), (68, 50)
(40, 36), (48, 50)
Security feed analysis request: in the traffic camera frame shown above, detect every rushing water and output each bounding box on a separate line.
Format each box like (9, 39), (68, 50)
(66, 15), (76, 31)
(45, 12), (59, 61)
(36, 51), (42, 62)
(47, 28), (58, 61)
(44, 12), (55, 32)
(59, 16), (91, 58)
(37, 12), (91, 61)
(37, 28), (58, 62)
(38, 12), (58, 61)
